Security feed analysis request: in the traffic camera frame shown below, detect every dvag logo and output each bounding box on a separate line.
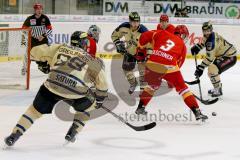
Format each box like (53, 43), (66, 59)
(154, 3), (179, 14)
(105, 2), (129, 13)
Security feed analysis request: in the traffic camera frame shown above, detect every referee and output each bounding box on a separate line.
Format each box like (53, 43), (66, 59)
(21, 3), (52, 75)
(22, 3), (52, 48)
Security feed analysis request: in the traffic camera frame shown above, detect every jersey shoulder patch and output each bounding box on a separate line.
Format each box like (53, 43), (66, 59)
(116, 22), (130, 31)
(205, 32), (215, 51)
(138, 24), (148, 33)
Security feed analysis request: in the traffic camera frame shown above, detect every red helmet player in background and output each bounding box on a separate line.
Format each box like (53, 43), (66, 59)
(135, 25), (208, 122)
(157, 14), (175, 34)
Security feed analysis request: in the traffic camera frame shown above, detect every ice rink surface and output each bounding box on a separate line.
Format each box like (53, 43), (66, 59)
(0, 59), (240, 160)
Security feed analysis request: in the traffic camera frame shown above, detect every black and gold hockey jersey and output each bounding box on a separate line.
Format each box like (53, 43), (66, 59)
(30, 44), (108, 99)
(111, 22), (148, 56)
(199, 32), (237, 67)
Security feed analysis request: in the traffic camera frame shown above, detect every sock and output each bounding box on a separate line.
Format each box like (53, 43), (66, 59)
(182, 92), (199, 109)
(73, 111), (90, 133)
(13, 105), (42, 134)
(139, 87), (155, 107)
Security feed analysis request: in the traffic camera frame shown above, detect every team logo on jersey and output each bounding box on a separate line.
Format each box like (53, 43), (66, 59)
(30, 19), (36, 25)
(41, 18), (46, 25)
(206, 42), (213, 51)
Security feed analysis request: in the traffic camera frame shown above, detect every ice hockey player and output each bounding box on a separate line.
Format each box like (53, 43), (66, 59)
(4, 37), (108, 147)
(37, 25), (101, 74)
(156, 14), (175, 33)
(111, 12), (148, 94)
(191, 21), (237, 97)
(157, 14), (176, 88)
(135, 25), (208, 122)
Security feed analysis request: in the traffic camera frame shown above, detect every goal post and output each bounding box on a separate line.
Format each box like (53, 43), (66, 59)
(0, 27), (31, 90)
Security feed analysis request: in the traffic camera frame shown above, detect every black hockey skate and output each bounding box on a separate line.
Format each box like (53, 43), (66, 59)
(65, 123), (79, 143)
(4, 130), (22, 147)
(191, 108), (208, 122)
(135, 101), (148, 115)
(128, 80), (138, 95)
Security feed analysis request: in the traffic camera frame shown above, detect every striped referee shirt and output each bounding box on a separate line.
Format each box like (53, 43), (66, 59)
(22, 14), (52, 39)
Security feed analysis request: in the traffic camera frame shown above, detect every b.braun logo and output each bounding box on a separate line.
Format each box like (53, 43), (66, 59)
(225, 5), (240, 19)
(105, 2), (129, 13)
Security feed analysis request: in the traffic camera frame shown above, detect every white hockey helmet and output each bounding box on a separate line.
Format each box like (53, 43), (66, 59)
(88, 25), (101, 43)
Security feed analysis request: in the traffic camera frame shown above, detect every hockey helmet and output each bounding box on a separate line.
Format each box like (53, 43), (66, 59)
(129, 12), (140, 21)
(70, 31), (88, 48)
(174, 25), (189, 43)
(160, 14), (169, 22)
(202, 21), (213, 31)
(88, 25), (101, 43)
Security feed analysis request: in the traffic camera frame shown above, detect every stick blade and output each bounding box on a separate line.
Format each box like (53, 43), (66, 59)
(203, 98), (219, 105)
(193, 94), (218, 105)
(184, 79), (200, 85)
(130, 122), (156, 131)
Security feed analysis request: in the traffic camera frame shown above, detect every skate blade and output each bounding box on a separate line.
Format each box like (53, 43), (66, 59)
(2, 144), (11, 150)
(62, 140), (70, 147)
(196, 119), (208, 125)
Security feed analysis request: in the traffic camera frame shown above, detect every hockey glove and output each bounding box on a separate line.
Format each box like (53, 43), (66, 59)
(194, 65), (205, 78)
(114, 40), (127, 55)
(191, 44), (203, 55)
(95, 94), (105, 109)
(36, 61), (50, 74)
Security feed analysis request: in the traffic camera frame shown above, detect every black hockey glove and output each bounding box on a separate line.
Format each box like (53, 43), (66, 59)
(194, 65), (205, 78)
(135, 52), (147, 62)
(191, 44), (203, 55)
(36, 61), (50, 74)
(95, 94), (106, 109)
(114, 40), (127, 55)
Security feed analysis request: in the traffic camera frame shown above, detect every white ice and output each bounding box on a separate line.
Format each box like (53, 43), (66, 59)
(0, 59), (240, 160)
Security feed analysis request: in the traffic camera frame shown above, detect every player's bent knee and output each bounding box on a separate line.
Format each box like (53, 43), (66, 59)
(144, 85), (156, 95)
(122, 62), (136, 71)
(208, 64), (219, 77)
(72, 97), (94, 112)
(26, 105), (43, 120)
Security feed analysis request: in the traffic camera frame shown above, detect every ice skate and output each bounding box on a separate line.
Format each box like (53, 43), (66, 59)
(4, 130), (22, 148)
(65, 123), (79, 143)
(191, 108), (208, 122)
(135, 101), (148, 115)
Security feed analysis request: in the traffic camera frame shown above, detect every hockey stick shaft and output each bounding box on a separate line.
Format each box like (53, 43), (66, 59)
(194, 55), (203, 100)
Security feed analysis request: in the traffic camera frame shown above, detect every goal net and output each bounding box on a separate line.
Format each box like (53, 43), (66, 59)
(0, 28), (31, 90)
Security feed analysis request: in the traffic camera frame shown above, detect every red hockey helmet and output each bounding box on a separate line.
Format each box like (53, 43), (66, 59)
(33, 3), (43, 10)
(174, 25), (189, 43)
(160, 14), (169, 22)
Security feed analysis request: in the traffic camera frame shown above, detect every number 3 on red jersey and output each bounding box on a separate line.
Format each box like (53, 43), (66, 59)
(160, 39), (175, 51)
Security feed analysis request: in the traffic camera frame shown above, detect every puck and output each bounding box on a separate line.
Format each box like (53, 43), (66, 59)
(212, 112), (217, 116)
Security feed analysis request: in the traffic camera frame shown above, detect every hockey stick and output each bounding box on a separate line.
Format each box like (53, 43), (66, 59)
(193, 55), (218, 105)
(86, 87), (156, 131)
(184, 79), (200, 85)
(193, 93), (218, 105)
(101, 105), (156, 131)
